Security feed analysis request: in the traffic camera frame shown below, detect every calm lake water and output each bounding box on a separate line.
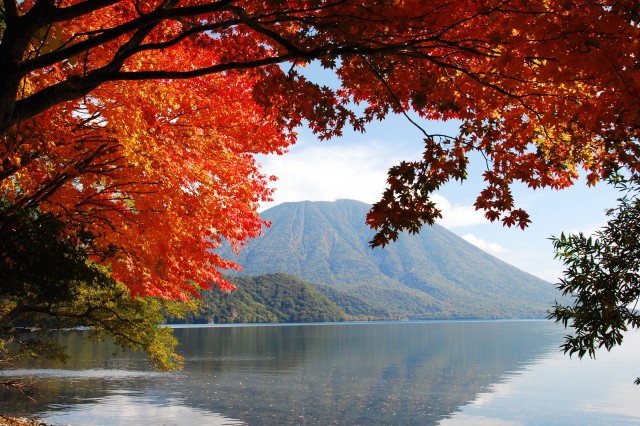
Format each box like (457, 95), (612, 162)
(1, 320), (639, 425)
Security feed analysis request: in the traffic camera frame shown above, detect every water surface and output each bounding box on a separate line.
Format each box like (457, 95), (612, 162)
(1, 320), (638, 425)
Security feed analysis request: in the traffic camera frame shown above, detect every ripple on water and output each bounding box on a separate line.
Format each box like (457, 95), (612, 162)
(3, 368), (164, 380)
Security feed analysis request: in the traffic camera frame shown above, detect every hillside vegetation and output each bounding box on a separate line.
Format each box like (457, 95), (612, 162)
(171, 273), (348, 324)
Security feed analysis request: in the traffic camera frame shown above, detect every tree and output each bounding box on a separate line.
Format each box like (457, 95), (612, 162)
(0, 200), (189, 396)
(3, 2), (640, 254)
(549, 172), (640, 383)
(2, 0), (640, 369)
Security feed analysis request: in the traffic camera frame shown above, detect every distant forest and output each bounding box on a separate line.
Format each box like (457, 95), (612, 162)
(165, 269), (551, 325)
(167, 273), (355, 324)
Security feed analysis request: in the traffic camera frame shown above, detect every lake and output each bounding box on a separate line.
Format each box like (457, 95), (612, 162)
(1, 320), (639, 425)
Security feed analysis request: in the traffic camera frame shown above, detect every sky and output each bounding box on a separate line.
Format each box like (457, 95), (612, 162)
(252, 63), (622, 283)
(256, 112), (622, 283)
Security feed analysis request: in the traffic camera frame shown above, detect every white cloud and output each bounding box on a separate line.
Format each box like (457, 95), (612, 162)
(563, 223), (605, 238)
(258, 139), (490, 230)
(258, 138), (415, 210)
(462, 233), (508, 255)
(431, 194), (487, 228)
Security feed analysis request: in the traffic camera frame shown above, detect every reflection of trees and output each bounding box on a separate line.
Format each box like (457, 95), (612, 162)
(174, 325), (317, 373)
(1, 330), (153, 413)
(0, 322), (562, 425)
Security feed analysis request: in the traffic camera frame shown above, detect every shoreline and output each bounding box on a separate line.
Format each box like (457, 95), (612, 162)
(0, 416), (51, 426)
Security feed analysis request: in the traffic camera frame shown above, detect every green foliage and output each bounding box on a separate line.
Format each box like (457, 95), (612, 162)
(172, 273), (348, 324)
(314, 284), (390, 319)
(0, 199), (189, 395)
(549, 174), (640, 384)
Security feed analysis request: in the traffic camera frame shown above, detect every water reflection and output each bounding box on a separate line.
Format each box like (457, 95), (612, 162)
(439, 329), (640, 426)
(168, 321), (559, 425)
(42, 391), (245, 426)
(2, 321), (634, 425)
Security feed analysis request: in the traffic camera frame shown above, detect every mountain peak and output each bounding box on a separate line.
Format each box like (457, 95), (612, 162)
(220, 200), (558, 319)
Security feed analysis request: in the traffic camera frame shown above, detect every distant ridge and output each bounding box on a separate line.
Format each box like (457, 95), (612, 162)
(171, 273), (348, 324)
(218, 199), (559, 319)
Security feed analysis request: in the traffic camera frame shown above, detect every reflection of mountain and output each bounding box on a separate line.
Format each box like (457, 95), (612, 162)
(171, 321), (563, 425)
(0, 322), (564, 426)
(218, 200), (559, 319)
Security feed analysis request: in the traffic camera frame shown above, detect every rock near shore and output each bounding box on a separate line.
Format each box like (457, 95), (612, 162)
(0, 416), (51, 426)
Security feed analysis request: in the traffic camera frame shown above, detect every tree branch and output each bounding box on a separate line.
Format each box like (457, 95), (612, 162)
(17, 0), (236, 75)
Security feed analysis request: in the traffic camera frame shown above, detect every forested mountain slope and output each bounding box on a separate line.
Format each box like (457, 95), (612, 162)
(171, 273), (348, 324)
(218, 200), (560, 319)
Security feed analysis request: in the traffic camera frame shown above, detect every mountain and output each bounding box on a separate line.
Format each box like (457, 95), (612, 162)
(171, 273), (348, 324)
(218, 199), (561, 319)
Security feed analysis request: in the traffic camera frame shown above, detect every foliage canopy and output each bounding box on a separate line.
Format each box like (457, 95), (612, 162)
(2, 2), (640, 296)
(549, 174), (640, 383)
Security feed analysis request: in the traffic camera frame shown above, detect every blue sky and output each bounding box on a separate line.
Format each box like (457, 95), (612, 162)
(257, 112), (621, 283)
